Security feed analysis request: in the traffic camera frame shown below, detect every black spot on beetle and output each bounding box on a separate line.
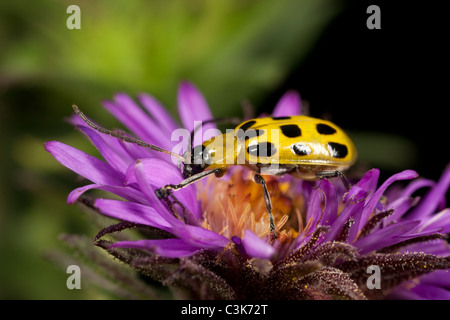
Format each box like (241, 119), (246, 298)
(236, 120), (257, 139)
(327, 142), (348, 158)
(244, 129), (265, 140)
(247, 142), (277, 157)
(292, 143), (312, 156)
(280, 124), (302, 138)
(316, 123), (337, 135)
(271, 116), (291, 120)
(238, 120), (256, 132)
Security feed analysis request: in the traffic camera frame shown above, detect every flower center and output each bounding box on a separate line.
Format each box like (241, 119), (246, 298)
(197, 167), (302, 241)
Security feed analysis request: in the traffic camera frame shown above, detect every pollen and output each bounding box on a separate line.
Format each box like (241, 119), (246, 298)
(197, 167), (300, 241)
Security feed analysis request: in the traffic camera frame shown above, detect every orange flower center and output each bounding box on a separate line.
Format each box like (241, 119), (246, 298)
(197, 167), (304, 242)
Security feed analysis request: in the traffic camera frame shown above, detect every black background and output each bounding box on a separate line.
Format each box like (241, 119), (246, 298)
(264, 0), (449, 183)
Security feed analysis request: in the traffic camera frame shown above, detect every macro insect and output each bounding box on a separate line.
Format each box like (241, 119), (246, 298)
(73, 105), (357, 238)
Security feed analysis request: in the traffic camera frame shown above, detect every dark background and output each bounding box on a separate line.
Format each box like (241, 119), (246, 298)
(264, 0), (449, 182)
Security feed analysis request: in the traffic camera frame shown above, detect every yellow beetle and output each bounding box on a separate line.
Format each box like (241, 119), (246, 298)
(73, 106), (357, 237)
(194, 115), (357, 180)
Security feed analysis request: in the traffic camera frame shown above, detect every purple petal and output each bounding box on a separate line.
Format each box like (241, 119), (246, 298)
(318, 179), (338, 226)
(231, 236), (248, 257)
(44, 141), (123, 185)
(343, 186), (367, 204)
(324, 201), (364, 243)
(306, 188), (322, 228)
(383, 196), (416, 225)
(408, 239), (449, 255)
(111, 239), (200, 258)
(272, 90), (302, 117)
(133, 160), (184, 226)
(400, 178), (435, 198)
(343, 169), (379, 203)
(138, 93), (179, 134)
(94, 199), (173, 231)
(390, 289), (423, 300)
(176, 225), (229, 250)
(177, 81), (217, 146)
(103, 97), (152, 141)
(353, 220), (420, 254)
(126, 158), (200, 219)
(409, 164), (450, 219)
(357, 168), (380, 193)
(71, 111), (166, 162)
(103, 94), (171, 149)
(115, 161), (229, 251)
(118, 137), (166, 161)
(360, 170), (419, 229)
(241, 230), (275, 259)
(417, 208), (450, 234)
(77, 126), (134, 174)
(399, 227), (444, 239)
(67, 184), (148, 205)
(410, 283), (450, 300)
(418, 270), (450, 288)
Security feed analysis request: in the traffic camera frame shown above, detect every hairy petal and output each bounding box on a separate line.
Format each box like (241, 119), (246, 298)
(301, 241), (359, 266)
(111, 239), (201, 258)
(325, 202), (364, 243)
(378, 233), (448, 253)
(353, 220), (420, 254)
(296, 267), (367, 300)
(358, 209), (394, 238)
(339, 252), (450, 296)
(163, 256), (236, 299)
(280, 226), (329, 266)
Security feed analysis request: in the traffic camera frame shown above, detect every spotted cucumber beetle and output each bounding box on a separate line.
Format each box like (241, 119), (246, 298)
(73, 106), (357, 238)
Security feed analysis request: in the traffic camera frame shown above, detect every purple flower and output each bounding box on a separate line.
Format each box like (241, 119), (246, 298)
(45, 81), (450, 299)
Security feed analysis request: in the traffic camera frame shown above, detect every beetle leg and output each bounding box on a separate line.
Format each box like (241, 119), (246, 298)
(316, 170), (350, 190)
(156, 168), (226, 198)
(156, 168), (226, 223)
(253, 174), (278, 238)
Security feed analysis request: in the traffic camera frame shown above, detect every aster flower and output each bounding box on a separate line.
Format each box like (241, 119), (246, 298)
(45, 81), (450, 300)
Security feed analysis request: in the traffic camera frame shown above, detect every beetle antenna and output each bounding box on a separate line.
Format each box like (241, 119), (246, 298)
(72, 105), (186, 163)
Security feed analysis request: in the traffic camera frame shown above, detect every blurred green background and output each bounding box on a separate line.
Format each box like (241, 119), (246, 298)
(0, 0), (447, 299)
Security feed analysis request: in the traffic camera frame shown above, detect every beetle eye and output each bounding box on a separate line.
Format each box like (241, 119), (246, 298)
(191, 145), (206, 165)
